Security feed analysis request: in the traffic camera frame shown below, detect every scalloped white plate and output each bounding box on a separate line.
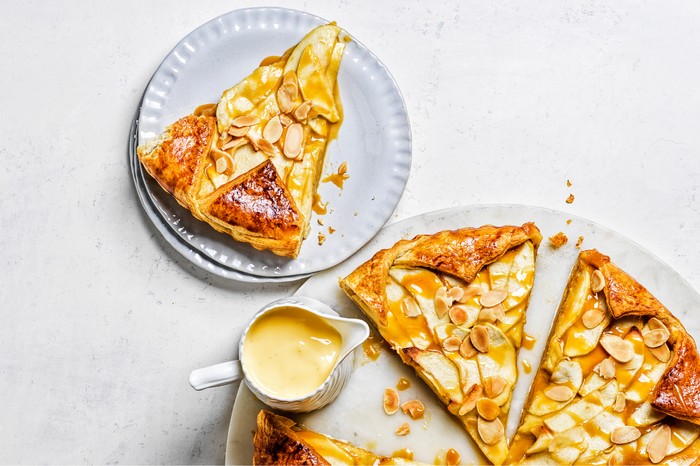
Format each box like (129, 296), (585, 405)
(133, 7), (411, 280)
(224, 205), (700, 464)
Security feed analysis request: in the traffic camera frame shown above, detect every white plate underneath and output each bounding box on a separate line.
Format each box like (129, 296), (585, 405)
(134, 7), (411, 279)
(224, 204), (700, 464)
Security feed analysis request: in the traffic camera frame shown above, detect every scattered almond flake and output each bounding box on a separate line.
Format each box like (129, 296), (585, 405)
(470, 326), (490, 353)
(263, 115), (283, 143)
(610, 426), (641, 444)
(566, 219), (572, 225)
(401, 400), (426, 420)
(484, 376), (507, 398)
(476, 398), (500, 421)
(582, 309), (605, 329)
(231, 114), (260, 127)
(328, 226), (335, 234)
(600, 334), (634, 363)
(283, 123), (304, 159)
(594, 358), (616, 379)
(544, 385), (573, 402)
(395, 423), (410, 436)
(575, 236), (584, 248)
(279, 113), (293, 127)
(317, 232), (326, 245)
(566, 194), (575, 204)
(458, 384), (483, 415)
(383, 388), (400, 415)
(479, 304), (505, 323)
(293, 100), (313, 121)
(459, 336), (477, 359)
(257, 137), (277, 157)
(221, 137), (246, 151)
(447, 287), (464, 303)
(591, 269), (605, 293)
(228, 125), (249, 137)
(317, 218), (324, 226)
(613, 393), (626, 412)
(442, 336), (462, 353)
(477, 417), (504, 445)
(643, 328), (670, 348)
(448, 305), (468, 326)
(650, 343), (671, 362)
(458, 284), (482, 302)
(480, 287), (508, 307)
(647, 425), (671, 464)
(401, 297), (422, 318)
(435, 287), (450, 318)
(548, 232), (568, 249)
(567, 179), (572, 187)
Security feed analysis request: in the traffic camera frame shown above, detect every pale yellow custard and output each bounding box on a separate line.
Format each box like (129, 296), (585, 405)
(243, 307), (342, 399)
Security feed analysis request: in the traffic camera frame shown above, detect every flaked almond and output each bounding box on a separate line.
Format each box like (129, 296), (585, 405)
(647, 425), (670, 464)
(600, 334), (635, 363)
(484, 376), (507, 398)
(231, 114), (260, 127)
(219, 132), (232, 144)
(435, 286), (450, 318)
(544, 385), (574, 402)
(650, 343), (671, 362)
(401, 297), (421, 318)
(648, 317), (668, 332)
(293, 100), (313, 122)
(643, 328), (670, 348)
(395, 422), (410, 436)
(479, 304), (505, 323)
(458, 384), (483, 415)
(582, 309), (606, 329)
(610, 426), (641, 445)
(228, 125), (249, 137)
(443, 336), (462, 353)
(263, 115), (283, 143)
(401, 400), (426, 420)
(447, 287), (465, 303)
(256, 137), (277, 157)
(594, 358), (616, 379)
(283, 123), (304, 159)
(458, 284), (482, 303)
(215, 156), (230, 175)
(476, 398), (500, 421)
(613, 393), (626, 413)
(470, 326), (490, 353)
(477, 417), (504, 445)
(279, 113), (294, 127)
(221, 136), (247, 151)
(459, 335), (477, 358)
(480, 287), (508, 308)
(277, 85), (295, 113)
(449, 305), (468, 326)
(591, 269), (605, 293)
(383, 388), (400, 415)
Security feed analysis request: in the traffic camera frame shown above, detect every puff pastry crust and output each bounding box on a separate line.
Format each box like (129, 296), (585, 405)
(340, 223), (542, 465)
(136, 24), (345, 258)
(508, 249), (700, 465)
(253, 410), (418, 465)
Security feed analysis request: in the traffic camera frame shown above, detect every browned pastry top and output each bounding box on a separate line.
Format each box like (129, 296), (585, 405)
(254, 410), (330, 466)
(137, 114), (215, 205)
(206, 160), (303, 240)
(581, 249), (700, 425)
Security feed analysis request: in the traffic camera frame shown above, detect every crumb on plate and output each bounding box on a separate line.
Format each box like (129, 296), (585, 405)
(549, 232), (569, 249)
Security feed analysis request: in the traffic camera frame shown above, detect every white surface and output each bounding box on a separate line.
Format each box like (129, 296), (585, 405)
(1, 1), (700, 464)
(135, 7), (411, 279)
(225, 205), (700, 464)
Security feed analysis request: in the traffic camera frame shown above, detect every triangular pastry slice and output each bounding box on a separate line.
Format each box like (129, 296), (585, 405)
(508, 250), (700, 465)
(253, 410), (421, 465)
(339, 224), (543, 465)
(137, 24), (345, 257)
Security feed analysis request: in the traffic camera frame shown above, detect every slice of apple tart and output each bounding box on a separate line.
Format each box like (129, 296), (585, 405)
(339, 224), (542, 465)
(508, 250), (700, 465)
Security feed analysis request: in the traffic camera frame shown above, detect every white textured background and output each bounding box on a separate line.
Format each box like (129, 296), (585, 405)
(1, 0), (699, 464)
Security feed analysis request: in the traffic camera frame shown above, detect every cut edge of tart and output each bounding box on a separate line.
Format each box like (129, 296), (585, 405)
(253, 410), (420, 465)
(136, 24), (345, 258)
(339, 223), (543, 465)
(508, 249), (700, 465)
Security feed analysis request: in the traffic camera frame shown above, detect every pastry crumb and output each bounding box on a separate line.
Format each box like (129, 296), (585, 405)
(317, 218), (324, 226)
(318, 233), (326, 245)
(353, 211), (359, 217)
(567, 179), (572, 187)
(575, 236), (584, 248)
(566, 219), (572, 225)
(549, 232), (568, 249)
(328, 226), (336, 234)
(395, 422), (410, 436)
(566, 194), (575, 204)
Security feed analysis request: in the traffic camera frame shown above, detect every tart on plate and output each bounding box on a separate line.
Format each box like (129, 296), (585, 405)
(339, 224), (542, 465)
(253, 410), (421, 465)
(508, 250), (700, 465)
(137, 24), (345, 258)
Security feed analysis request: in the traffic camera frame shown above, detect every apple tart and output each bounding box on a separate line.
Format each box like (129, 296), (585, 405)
(254, 410), (421, 465)
(137, 24), (345, 257)
(508, 250), (700, 465)
(339, 224), (543, 465)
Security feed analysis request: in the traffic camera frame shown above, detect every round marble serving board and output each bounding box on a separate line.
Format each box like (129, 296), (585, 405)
(225, 204), (700, 464)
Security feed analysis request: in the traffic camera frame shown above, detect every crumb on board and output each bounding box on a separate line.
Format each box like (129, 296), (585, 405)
(318, 233), (326, 245)
(549, 232), (569, 249)
(567, 179), (572, 187)
(576, 236), (584, 248)
(566, 219), (572, 225)
(566, 194), (575, 204)
(328, 226), (336, 234)
(317, 218), (324, 226)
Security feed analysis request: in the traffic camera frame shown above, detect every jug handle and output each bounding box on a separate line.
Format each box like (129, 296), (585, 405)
(189, 360), (243, 391)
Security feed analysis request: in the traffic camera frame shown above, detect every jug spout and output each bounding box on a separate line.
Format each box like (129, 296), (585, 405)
(326, 315), (370, 362)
